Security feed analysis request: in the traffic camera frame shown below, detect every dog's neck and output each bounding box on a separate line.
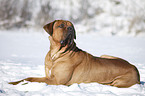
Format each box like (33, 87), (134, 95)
(48, 36), (79, 60)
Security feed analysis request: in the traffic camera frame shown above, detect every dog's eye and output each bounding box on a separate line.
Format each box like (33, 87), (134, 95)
(58, 24), (64, 28)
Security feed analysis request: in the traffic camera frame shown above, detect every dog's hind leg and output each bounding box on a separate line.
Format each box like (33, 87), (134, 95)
(110, 74), (139, 88)
(110, 77), (131, 88)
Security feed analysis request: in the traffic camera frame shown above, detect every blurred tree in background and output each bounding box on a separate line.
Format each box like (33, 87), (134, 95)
(0, 0), (145, 36)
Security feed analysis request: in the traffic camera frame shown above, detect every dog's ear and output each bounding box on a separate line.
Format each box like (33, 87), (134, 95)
(43, 21), (55, 35)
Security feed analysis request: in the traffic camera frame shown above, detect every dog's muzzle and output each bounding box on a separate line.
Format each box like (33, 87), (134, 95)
(60, 26), (74, 47)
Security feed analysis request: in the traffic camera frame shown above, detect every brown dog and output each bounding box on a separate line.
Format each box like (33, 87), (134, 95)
(9, 20), (140, 88)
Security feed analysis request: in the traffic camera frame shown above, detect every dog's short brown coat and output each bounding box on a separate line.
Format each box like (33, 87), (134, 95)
(9, 20), (140, 88)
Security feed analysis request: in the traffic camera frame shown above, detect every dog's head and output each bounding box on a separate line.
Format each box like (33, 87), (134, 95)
(43, 20), (76, 47)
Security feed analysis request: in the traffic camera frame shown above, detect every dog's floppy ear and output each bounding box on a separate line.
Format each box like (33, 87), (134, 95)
(43, 21), (55, 35)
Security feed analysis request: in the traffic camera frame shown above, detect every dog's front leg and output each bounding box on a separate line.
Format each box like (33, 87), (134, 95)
(9, 77), (57, 85)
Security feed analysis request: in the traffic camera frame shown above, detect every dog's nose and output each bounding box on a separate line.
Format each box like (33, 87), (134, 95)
(67, 26), (73, 32)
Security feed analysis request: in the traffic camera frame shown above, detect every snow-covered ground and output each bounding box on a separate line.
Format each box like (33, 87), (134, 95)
(0, 30), (145, 96)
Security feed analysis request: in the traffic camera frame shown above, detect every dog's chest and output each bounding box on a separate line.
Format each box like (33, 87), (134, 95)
(47, 52), (57, 77)
(48, 56), (59, 77)
(47, 50), (69, 77)
(49, 68), (52, 77)
(47, 61), (55, 77)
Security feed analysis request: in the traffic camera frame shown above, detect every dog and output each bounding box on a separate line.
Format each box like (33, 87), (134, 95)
(9, 20), (140, 88)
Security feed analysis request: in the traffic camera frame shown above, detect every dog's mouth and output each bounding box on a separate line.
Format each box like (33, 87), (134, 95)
(60, 33), (73, 47)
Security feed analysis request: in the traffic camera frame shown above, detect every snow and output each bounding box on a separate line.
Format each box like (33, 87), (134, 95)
(0, 30), (145, 96)
(0, 0), (145, 95)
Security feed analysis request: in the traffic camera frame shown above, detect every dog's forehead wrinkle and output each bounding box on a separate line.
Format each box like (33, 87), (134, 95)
(66, 21), (72, 26)
(54, 20), (72, 27)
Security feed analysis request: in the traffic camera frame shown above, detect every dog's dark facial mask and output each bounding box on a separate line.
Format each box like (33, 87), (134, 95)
(60, 26), (76, 47)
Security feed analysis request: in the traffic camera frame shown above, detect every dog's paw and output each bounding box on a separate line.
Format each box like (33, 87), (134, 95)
(8, 81), (22, 85)
(9, 80), (31, 85)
